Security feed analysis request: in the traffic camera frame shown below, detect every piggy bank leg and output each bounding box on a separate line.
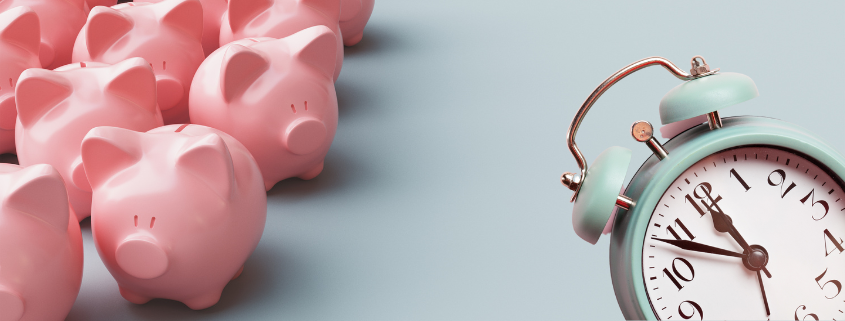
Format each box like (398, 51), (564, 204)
(264, 179), (276, 191)
(231, 265), (244, 280)
(298, 161), (324, 180)
(183, 290), (223, 310)
(0, 286), (24, 321)
(119, 286), (152, 305)
(344, 32), (364, 46)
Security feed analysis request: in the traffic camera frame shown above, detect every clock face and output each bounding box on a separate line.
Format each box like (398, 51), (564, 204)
(642, 146), (845, 320)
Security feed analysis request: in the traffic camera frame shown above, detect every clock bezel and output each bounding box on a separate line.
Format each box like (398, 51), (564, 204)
(609, 116), (845, 320)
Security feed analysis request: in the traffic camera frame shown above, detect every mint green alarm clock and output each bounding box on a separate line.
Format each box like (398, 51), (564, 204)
(561, 56), (845, 320)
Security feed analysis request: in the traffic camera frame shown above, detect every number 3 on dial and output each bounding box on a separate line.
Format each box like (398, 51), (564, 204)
(643, 146), (845, 320)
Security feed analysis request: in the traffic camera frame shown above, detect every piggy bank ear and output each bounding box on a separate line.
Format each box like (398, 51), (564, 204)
(300, 0), (341, 22)
(160, 0), (203, 42)
(106, 57), (158, 115)
(228, 0), (272, 33)
(221, 44), (268, 102)
(288, 26), (336, 80)
(15, 69), (72, 128)
(86, 7), (133, 59)
(177, 134), (234, 199)
(5, 164), (69, 231)
(0, 7), (41, 56)
(80, 127), (142, 190)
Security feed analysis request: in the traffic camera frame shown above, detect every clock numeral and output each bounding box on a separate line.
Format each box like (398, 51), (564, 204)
(815, 268), (842, 299)
(684, 183), (724, 217)
(800, 189), (830, 221)
(824, 229), (845, 257)
(768, 169), (797, 198)
(678, 300), (703, 320)
(729, 168), (751, 191)
(684, 194), (705, 217)
(667, 218), (695, 241)
(795, 305), (820, 320)
(663, 257), (694, 291)
(768, 169), (831, 220)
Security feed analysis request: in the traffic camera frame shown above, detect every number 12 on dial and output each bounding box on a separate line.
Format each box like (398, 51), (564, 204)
(642, 146), (845, 320)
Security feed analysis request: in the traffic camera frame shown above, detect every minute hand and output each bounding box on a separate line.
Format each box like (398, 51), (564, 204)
(652, 238), (744, 258)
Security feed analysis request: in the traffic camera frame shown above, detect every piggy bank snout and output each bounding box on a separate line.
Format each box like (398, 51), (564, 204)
(0, 286), (24, 321)
(155, 76), (183, 111)
(0, 94), (16, 131)
(283, 117), (327, 155)
(115, 238), (169, 279)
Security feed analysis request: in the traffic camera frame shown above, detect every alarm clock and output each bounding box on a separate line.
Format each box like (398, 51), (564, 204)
(560, 56), (845, 320)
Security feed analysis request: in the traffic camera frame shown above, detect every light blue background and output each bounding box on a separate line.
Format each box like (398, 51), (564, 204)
(66, 1), (845, 320)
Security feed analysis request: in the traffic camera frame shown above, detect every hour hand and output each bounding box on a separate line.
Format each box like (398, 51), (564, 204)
(706, 202), (731, 233)
(652, 238), (744, 258)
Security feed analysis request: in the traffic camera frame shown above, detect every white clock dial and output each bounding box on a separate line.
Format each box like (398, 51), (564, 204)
(642, 146), (845, 320)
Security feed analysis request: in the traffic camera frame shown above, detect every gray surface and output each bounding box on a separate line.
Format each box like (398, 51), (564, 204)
(67, 1), (845, 320)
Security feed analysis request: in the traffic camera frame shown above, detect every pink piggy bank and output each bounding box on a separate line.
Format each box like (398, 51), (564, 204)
(219, 0), (343, 81)
(339, 0), (373, 46)
(72, 0), (205, 124)
(0, 7), (40, 155)
(80, 124), (266, 310)
(0, 163), (84, 321)
(0, 0), (86, 69)
(143, 0), (228, 56)
(15, 57), (164, 222)
(190, 26), (338, 190)
(84, 0), (116, 11)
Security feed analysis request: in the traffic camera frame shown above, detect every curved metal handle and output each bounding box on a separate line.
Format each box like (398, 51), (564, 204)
(563, 56), (717, 202)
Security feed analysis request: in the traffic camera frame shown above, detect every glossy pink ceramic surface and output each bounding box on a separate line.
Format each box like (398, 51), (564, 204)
(142, 0), (227, 56)
(81, 124), (266, 310)
(0, 7), (40, 155)
(72, 0), (205, 124)
(219, 0), (343, 81)
(0, 163), (84, 321)
(15, 58), (163, 222)
(339, 0), (372, 46)
(191, 26), (338, 191)
(84, 0), (116, 11)
(0, 0), (86, 69)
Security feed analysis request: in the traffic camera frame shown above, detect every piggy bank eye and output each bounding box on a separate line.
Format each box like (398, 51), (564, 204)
(134, 215), (138, 227)
(150, 217), (156, 228)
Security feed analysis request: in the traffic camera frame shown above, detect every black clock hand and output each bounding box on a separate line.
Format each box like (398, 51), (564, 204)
(707, 210), (772, 278)
(709, 210), (750, 249)
(652, 238), (744, 258)
(756, 270), (771, 316)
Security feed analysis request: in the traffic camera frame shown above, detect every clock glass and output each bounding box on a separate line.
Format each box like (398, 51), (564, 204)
(643, 146), (845, 320)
